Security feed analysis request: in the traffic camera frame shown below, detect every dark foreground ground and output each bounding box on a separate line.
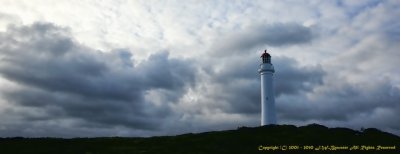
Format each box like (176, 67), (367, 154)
(0, 124), (399, 154)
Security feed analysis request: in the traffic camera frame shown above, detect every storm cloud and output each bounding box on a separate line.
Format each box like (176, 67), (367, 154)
(0, 0), (399, 137)
(203, 55), (325, 114)
(211, 23), (313, 56)
(0, 23), (196, 136)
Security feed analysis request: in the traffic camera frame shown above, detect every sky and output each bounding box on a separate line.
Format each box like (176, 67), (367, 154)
(0, 0), (399, 137)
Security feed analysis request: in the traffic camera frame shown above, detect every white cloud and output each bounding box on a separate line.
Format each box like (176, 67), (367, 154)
(0, 0), (399, 137)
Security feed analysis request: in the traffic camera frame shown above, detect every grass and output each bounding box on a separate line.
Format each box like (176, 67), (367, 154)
(0, 124), (399, 154)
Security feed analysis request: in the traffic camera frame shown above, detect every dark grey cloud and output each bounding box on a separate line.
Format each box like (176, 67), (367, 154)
(203, 55), (325, 115)
(0, 22), (196, 135)
(277, 78), (400, 131)
(274, 57), (325, 97)
(211, 23), (313, 56)
(0, 19), (398, 137)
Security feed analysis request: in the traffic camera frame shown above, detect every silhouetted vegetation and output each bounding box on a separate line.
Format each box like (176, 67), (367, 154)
(0, 124), (399, 154)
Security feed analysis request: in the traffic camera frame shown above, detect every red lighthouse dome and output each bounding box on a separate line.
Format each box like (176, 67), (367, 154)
(261, 50), (271, 63)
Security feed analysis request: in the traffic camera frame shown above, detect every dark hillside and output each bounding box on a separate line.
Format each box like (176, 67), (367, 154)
(0, 124), (399, 154)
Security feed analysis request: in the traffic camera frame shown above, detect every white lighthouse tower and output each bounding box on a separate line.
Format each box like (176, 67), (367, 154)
(258, 50), (276, 125)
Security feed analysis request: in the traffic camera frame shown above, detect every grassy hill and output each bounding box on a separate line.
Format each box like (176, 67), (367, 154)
(0, 124), (399, 154)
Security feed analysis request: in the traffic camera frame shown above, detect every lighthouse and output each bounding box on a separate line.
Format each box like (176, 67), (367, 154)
(258, 50), (276, 125)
